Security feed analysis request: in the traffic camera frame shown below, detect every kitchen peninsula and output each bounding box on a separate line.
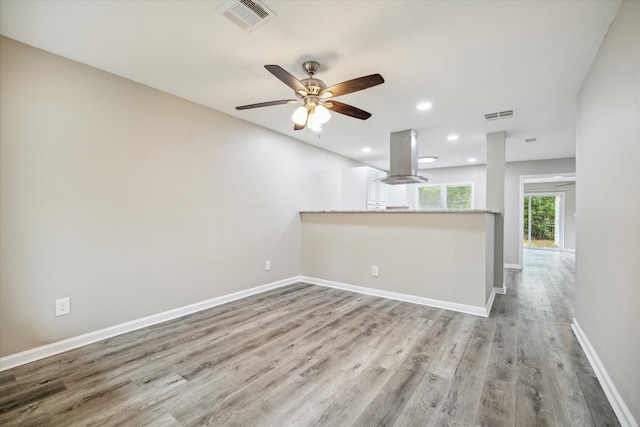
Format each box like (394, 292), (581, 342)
(300, 210), (498, 317)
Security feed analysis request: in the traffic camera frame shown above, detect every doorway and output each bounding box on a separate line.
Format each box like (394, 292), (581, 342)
(523, 193), (563, 249)
(516, 174), (575, 269)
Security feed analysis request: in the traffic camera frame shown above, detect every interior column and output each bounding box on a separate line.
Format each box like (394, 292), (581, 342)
(486, 131), (506, 292)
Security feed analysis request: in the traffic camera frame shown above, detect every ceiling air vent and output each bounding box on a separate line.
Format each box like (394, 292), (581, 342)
(219, 0), (276, 32)
(484, 109), (516, 121)
(524, 137), (538, 143)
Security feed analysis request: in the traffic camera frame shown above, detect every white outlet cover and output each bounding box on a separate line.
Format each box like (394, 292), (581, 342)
(55, 297), (70, 316)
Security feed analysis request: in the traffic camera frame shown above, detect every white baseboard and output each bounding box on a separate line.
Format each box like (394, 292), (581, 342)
(504, 263), (522, 270)
(571, 318), (638, 427)
(0, 276), (299, 372)
(300, 276), (495, 318)
(485, 287), (497, 314)
(494, 284), (507, 295)
(563, 248), (576, 253)
(1, 276), (500, 372)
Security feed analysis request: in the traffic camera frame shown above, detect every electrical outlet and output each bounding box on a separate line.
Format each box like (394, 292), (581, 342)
(265, 260), (271, 271)
(372, 266), (379, 277)
(55, 297), (70, 316)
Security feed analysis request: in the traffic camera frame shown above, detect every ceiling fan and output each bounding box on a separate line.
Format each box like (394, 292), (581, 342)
(236, 61), (384, 131)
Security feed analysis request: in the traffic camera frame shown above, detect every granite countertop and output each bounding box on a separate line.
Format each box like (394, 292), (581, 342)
(300, 209), (499, 214)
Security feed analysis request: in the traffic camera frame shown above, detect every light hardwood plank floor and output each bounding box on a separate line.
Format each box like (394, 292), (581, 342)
(0, 250), (620, 426)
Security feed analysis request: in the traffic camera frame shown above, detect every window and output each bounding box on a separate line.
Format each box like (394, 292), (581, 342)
(416, 183), (474, 210)
(446, 184), (473, 209)
(418, 186), (441, 209)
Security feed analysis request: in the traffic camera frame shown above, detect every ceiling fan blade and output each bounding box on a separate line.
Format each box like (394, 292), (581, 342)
(326, 101), (372, 120)
(321, 74), (384, 98)
(236, 99), (298, 110)
(265, 65), (307, 94)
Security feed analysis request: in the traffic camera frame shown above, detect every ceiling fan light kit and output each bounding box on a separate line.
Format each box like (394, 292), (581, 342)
(236, 61), (384, 131)
(292, 106), (308, 125)
(302, 104), (331, 132)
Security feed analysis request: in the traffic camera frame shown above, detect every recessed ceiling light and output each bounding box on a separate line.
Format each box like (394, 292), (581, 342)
(447, 134), (459, 141)
(467, 158), (477, 163)
(419, 156), (438, 163)
(417, 102), (432, 111)
(362, 147), (371, 153)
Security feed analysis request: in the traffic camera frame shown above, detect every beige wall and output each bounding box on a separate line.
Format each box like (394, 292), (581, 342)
(0, 37), (360, 357)
(575, 0), (640, 423)
(300, 212), (495, 310)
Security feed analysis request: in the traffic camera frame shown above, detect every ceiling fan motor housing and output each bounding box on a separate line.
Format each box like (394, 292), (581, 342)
(300, 77), (326, 96)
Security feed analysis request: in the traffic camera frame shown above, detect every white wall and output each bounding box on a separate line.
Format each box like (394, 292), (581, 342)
(0, 37), (360, 357)
(575, 0), (640, 423)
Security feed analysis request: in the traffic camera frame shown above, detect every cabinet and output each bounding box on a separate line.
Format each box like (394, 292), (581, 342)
(339, 167), (387, 210)
(366, 167), (387, 209)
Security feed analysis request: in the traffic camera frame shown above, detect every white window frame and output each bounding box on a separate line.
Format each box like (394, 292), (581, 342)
(415, 182), (475, 210)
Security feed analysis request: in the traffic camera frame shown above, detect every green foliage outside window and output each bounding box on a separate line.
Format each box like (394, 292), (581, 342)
(418, 186), (441, 209)
(524, 195), (556, 241)
(447, 185), (472, 209)
(418, 184), (472, 210)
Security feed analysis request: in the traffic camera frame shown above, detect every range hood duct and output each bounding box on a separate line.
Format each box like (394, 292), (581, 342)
(380, 129), (431, 185)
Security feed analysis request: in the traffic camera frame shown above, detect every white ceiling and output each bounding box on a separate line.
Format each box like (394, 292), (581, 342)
(0, 0), (620, 170)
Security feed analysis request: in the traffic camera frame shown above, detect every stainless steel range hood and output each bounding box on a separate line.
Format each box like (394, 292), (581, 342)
(380, 129), (431, 185)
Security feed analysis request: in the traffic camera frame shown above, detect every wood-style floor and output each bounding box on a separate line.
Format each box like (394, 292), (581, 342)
(0, 250), (620, 426)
